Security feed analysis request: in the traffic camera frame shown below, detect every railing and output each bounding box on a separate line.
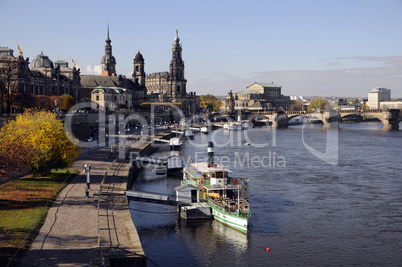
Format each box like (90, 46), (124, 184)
(97, 169), (108, 262)
(207, 196), (250, 219)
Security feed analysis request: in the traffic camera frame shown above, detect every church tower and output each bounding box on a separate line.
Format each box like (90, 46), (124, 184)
(132, 49), (145, 86)
(169, 28), (186, 98)
(101, 20), (116, 76)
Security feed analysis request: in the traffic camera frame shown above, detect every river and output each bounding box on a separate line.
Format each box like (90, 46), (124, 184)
(129, 122), (402, 266)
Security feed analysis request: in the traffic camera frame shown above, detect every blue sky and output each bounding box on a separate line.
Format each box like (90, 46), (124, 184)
(1, 0), (401, 97)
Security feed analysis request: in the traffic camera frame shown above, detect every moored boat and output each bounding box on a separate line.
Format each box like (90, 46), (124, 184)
(182, 142), (251, 233)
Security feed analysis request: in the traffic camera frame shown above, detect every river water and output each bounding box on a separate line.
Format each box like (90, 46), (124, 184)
(129, 122), (402, 266)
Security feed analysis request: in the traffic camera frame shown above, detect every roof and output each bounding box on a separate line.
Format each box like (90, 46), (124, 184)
(185, 162), (232, 174)
(253, 82), (281, 88)
(80, 75), (135, 89)
(175, 184), (199, 191)
(237, 90), (263, 94)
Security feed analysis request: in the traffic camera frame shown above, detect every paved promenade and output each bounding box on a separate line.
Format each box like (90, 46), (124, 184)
(20, 143), (147, 266)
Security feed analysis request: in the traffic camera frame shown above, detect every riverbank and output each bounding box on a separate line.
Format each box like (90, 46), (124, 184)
(16, 134), (170, 266)
(0, 169), (78, 267)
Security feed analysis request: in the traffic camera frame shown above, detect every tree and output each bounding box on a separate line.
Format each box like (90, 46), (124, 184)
(0, 59), (22, 115)
(308, 98), (328, 111)
(289, 101), (305, 111)
(59, 94), (75, 110)
(0, 132), (33, 182)
(200, 94), (221, 112)
(35, 95), (52, 110)
(0, 110), (81, 176)
(13, 93), (36, 109)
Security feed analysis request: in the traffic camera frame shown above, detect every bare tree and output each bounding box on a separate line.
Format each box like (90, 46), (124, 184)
(0, 59), (22, 116)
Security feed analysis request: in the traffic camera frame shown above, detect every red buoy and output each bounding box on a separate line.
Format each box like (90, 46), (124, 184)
(266, 248), (270, 253)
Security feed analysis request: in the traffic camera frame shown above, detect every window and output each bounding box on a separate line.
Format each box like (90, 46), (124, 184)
(96, 95), (99, 101)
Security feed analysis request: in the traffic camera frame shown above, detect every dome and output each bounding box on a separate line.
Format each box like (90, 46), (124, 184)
(134, 49), (144, 63)
(31, 51), (54, 69)
(101, 54), (116, 65)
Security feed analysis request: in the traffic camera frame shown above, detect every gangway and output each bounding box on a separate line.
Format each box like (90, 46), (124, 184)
(125, 190), (191, 206)
(125, 190), (212, 219)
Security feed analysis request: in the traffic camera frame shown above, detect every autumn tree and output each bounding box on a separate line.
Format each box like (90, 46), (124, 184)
(34, 95), (52, 110)
(200, 94), (221, 112)
(59, 94), (75, 110)
(289, 101), (306, 111)
(13, 93), (36, 110)
(308, 98), (329, 111)
(0, 110), (81, 176)
(0, 132), (33, 182)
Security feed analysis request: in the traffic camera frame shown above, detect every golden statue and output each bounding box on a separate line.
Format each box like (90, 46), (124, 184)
(18, 45), (23, 57)
(72, 59), (76, 68)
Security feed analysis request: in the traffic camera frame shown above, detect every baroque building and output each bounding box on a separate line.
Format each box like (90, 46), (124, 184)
(0, 46), (81, 102)
(80, 22), (146, 106)
(140, 28), (199, 114)
(81, 25), (198, 114)
(91, 86), (132, 110)
(221, 82), (292, 113)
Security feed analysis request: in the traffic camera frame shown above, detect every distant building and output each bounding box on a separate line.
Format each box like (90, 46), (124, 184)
(0, 47), (81, 101)
(367, 87), (391, 109)
(337, 98), (348, 105)
(221, 82), (292, 113)
(91, 86), (132, 110)
(380, 100), (402, 110)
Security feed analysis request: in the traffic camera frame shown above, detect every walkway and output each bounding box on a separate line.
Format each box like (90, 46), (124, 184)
(20, 144), (147, 266)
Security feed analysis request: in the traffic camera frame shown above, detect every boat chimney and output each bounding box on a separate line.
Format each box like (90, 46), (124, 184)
(208, 142), (214, 166)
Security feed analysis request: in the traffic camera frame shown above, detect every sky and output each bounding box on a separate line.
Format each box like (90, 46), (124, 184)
(1, 0), (401, 98)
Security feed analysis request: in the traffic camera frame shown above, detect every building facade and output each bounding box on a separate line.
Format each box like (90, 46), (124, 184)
(380, 100), (402, 110)
(0, 47), (81, 102)
(221, 82), (292, 113)
(142, 29), (199, 114)
(367, 87), (391, 109)
(91, 86), (132, 110)
(81, 26), (199, 114)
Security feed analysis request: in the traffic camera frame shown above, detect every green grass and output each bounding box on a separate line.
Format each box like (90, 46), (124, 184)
(0, 169), (79, 266)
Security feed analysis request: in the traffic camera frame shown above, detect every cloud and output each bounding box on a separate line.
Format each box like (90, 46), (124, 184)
(327, 62), (341, 67)
(346, 70), (361, 74)
(83, 65), (102, 75)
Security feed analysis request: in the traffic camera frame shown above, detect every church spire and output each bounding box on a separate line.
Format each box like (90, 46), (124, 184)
(101, 19), (116, 76)
(174, 28), (180, 44)
(106, 19), (111, 46)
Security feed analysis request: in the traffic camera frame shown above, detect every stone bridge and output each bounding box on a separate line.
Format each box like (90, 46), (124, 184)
(247, 109), (400, 130)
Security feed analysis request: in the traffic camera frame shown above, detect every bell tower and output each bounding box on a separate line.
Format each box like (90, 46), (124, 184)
(101, 20), (116, 76)
(169, 28), (186, 98)
(132, 49), (145, 86)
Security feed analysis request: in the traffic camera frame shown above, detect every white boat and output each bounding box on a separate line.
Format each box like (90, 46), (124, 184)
(200, 126), (209, 134)
(224, 122), (242, 131)
(182, 161), (250, 234)
(170, 137), (183, 150)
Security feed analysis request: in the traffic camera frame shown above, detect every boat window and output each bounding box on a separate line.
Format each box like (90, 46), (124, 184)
(215, 171), (227, 178)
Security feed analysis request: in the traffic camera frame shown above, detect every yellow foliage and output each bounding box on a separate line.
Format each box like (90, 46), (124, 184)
(0, 110), (81, 174)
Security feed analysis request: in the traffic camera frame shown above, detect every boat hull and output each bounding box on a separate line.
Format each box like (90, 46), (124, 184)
(207, 197), (249, 233)
(209, 203), (248, 234)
